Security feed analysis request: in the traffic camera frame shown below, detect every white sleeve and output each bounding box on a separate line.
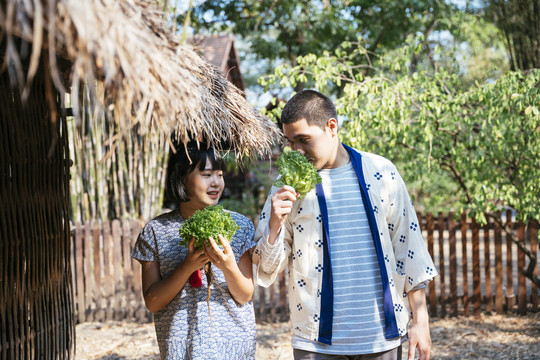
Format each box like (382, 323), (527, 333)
(252, 186), (291, 287)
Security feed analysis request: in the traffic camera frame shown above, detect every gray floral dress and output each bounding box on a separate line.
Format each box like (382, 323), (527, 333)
(132, 209), (257, 360)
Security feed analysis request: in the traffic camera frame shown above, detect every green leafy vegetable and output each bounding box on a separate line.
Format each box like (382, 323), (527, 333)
(179, 205), (240, 249)
(273, 149), (322, 196)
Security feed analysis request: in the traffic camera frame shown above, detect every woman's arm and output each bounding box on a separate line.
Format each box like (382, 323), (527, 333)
(139, 239), (209, 312)
(205, 235), (254, 305)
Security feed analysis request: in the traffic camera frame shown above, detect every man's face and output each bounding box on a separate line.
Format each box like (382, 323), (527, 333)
(282, 118), (334, 170)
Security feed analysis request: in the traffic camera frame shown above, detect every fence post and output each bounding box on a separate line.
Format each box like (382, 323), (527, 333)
(472, 218), (481, 317)
(483, 219), (492, 313)
(112, 219), (123, 320)
(448, 212), (458, 317)
(258, 286), (267, 323)
(506, 210), (515, 311)
(279, 271), (288, 322)
(93, 221), (104, 322)
(102, 220), (113, 321)
(75, 222), (85, 323)
(426, 213), (437, 317)
(517, 221), (527, 314)
(122, 220), (134, 320)
(460, 213), (470, 317)
(530, 220), (539, 311)
(84, 221), (94, 321)
(494, 211), (504, 314)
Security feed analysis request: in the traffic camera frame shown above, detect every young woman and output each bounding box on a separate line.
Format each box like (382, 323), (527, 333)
(132, 142), (256, 359)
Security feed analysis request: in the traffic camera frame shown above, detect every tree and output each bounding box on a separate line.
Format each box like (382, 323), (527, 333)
(260, 38), (540, 286)
(475, 0), (540, 70)
(184, 0), (453, 90)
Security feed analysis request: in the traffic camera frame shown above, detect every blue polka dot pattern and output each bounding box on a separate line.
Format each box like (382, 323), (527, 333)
(132, 209), (256, 359)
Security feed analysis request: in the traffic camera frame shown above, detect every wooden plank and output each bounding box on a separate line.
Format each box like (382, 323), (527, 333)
(278, 270), (287, 322)
(130, 219), (147, 322)
(472, 218), (481, 317)
(112, 220), (123, 320)
(93, 221), (104, 321)
(269, 282), (276, 322)
(437, 212), (447, 317)
(102, 221), (113, 321)
(505, 210), (515, 311)
(460, 213), (469, 317)
(426, 213), (437, 317)
(494, 212), (504, 314)
(530, 220), (539, 311)
(70, 224), (77, 321)
(84, 221), (94, 321)
(75, 222), (85, 323)
(258, 286), (267, 323)
(448, 212), (458, 317)
(483, 221), (493, 313)
(122, 220), (134, 320)
(516, 221), (527, 314)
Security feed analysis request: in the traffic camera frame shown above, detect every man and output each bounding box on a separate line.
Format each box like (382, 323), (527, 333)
(252, 90), (437, 360)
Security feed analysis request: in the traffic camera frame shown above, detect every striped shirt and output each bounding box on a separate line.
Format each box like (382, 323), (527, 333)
(292, 162), (402, 354)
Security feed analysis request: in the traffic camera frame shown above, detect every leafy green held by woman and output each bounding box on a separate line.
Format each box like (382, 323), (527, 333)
(274, 148), (322, 196)
(179, 205), (240, 249)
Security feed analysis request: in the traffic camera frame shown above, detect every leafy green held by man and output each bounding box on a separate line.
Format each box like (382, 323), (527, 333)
(274, 148), (322, 197)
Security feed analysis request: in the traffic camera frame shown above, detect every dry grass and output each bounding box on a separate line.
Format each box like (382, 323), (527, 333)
(1, 0), (280, 159)
(75, 313), (540, 360)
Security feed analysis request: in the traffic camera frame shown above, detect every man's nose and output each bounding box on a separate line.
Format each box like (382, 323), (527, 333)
(290, 143), (305, 154)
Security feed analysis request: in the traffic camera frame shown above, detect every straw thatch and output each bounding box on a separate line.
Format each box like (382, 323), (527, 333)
(0, 0), (280, 158)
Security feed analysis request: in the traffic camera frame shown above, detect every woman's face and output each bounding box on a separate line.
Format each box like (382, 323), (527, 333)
(182, 157), (224, 213)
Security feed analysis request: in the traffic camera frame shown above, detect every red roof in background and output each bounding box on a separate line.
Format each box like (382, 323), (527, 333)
(191, 34), (245, 94)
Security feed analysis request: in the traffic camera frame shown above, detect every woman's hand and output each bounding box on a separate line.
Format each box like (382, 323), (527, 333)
(204, 235), (236, 273)
(203, 234), (254, 304)
(185, 237), (210, 272)
(139, 238), (209, 312)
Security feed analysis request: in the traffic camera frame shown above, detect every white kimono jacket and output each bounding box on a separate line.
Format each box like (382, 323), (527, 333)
(252, 144), (437, 345)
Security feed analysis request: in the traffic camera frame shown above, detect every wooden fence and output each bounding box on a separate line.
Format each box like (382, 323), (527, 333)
(70, 212), (539, 324)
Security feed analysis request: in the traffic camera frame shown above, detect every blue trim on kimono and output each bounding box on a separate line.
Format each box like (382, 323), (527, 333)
(315, 183), (333, 345)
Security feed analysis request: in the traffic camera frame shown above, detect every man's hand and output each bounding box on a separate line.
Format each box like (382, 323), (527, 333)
(268, 185), (298, 244)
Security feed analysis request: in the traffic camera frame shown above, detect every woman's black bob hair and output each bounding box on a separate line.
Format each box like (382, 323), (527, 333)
(166, 141), (225, 203)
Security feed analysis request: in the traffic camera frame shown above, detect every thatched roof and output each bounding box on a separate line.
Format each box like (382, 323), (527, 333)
(0, 0), (280, 158)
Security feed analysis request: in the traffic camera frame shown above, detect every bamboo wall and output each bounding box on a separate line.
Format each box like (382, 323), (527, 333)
(1, 59), (74, 358)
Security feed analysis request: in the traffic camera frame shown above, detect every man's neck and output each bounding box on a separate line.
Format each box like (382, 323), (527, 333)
(322, 143), (350, 169)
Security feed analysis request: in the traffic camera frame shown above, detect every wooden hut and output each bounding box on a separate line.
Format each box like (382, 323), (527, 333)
(0, 0), (279, 358)
(191, 34), (246, 93)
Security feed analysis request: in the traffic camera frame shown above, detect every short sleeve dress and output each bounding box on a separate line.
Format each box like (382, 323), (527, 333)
(131, 209), (257, 360)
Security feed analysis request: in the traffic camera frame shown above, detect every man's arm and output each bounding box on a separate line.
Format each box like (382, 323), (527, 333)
(252, 185), (297, 285)
(407, 288), (431, 360)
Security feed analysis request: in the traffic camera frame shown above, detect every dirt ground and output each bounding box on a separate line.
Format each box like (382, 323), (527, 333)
(76, 313), (540, 360)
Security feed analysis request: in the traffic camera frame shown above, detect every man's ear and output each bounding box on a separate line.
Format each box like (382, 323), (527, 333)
(327, 118), (338, 135)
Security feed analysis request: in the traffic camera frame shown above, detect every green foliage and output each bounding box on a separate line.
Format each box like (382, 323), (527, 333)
(260, 37), (540, 225)
(185, 0), (452, 91)
(179, 205), (240, 249)
(274, 149), (322, 196)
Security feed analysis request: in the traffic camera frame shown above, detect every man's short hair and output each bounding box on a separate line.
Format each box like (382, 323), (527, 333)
(279, 90), (337, 129)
